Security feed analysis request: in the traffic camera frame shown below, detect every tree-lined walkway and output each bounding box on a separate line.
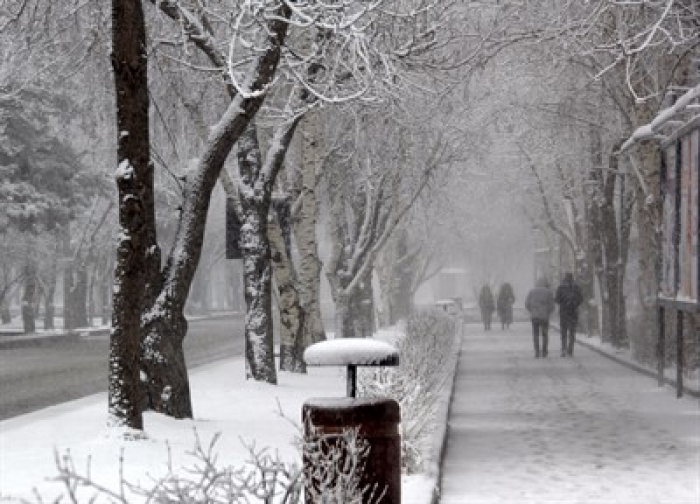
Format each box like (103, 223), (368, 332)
(440, 323), (699, 503)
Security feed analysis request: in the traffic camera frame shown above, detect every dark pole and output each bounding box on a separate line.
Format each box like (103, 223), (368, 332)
(676, 309), (683, 398)
(657, 304), (665, 387)
(346, 364), (357, 398)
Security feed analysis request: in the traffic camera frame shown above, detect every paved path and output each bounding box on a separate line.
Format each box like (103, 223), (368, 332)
(440, 323), (700, 504)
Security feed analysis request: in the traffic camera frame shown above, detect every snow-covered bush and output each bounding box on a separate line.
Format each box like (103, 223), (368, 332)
(358, 310), (457, 474)
(39, 428), (380, 504)
(303, 425), (384, 504)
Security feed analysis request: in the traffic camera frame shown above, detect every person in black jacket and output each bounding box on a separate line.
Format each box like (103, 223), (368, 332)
(555, 272), (584, 357)
(478, 284), (495, 331)
(497, 282), (515, 329)
(525, 277), (555, 358)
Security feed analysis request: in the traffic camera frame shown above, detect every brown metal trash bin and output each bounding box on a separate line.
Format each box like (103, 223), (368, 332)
(303, 397), (401, 503)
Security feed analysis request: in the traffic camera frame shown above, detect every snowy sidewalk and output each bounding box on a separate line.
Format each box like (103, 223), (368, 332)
(439, 323), (700, 504)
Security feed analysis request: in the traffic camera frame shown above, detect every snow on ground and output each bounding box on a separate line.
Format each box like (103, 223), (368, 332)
(440, 322), (700, 504)
(0, 327), (438, 503)
(577, 334), (699, 396)
(4, 320), (696, 504)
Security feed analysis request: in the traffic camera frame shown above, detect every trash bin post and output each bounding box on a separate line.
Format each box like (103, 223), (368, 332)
(303, 338), (401, 503)
(347, 363), (357, 398)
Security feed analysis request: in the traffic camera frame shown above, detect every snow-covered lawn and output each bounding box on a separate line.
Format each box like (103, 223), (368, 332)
(0, 327), (448, 503)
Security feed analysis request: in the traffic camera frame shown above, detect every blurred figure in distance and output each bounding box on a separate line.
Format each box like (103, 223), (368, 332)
(555, 272), (584, 357)
(497, 282), (515, 330)
(478, 284), (495, 331)
(525, 277), (554, 358)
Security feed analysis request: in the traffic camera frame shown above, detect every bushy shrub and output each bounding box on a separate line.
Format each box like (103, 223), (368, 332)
(35, 427), (380, 504)
(303, 425), (384, 504)
(358, 309), (457, 474)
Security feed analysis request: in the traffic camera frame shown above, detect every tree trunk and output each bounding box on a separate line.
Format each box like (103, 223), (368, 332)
(617, 168), (635, 347)
(108, 0), (150, 430)
(334, 292), (349, 339)
(595, 265), (609, 341)
(634, 142), (662, 314)
(141, 305), (191, 418)
(44, 270), (56, 331)
(270, 211), (306, 373)
(355, 272), (375, 337)
(21, 259), (36, 334)
(73, 265), (89, 328)
(238, 124), (277, 384)
(601, 144), (624, 347)
(586, 138), (605, 339)
(1, 302), (10, 324)
(375, 243), (394, 328)
(101, 253), (113, 326)
(342, 296), (357, 338)
(296, 110), (326, 346)
(389, 231), (413, 325)
(337, 271), (375, 339)
(62, 224), (74, 331)
(138, 2), (292, 411)
(43, 242), (58, 330)
(88, 259), (99, 325)
(582, 201), (600, 337)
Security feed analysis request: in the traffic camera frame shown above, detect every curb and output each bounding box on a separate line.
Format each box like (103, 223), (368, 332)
(0, 312), (244, 350)
(0, 331), (83, 349)
(550, 323), (698, 399)
(574, 336), (699, 399)
(430, 321), (464, 504)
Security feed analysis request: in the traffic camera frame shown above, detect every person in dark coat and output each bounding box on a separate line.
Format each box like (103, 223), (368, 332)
(555, 272), (584, 357)
(478, 284), (495, 330)
(525, 277), (554, 358)
(497, 282), (515, 329)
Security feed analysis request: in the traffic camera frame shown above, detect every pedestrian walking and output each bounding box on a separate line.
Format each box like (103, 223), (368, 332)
(525, 277), (554, 358)
(555, 272), (583, 357)
(496, 282), (515, 329)
(478, 284), (495, 331)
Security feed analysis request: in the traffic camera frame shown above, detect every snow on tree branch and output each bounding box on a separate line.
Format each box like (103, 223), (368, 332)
(620, 83), (700, 152)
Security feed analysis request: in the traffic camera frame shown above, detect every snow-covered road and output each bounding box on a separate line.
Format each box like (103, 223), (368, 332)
(439, 323), (699, 504)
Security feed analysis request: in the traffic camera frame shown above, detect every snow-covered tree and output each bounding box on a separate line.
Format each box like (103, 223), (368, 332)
(539, 0), (699, 350)
(0, 89), (99, 333)
(108, 0), (152, 430)
(323, 107), (451, 338)
(136, 0), (476, 391)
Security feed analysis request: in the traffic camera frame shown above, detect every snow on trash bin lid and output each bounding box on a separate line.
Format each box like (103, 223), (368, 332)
(304, 338), (399, 367)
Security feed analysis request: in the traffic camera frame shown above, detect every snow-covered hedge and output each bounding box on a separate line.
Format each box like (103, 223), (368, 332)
(358, 310), (457, 474)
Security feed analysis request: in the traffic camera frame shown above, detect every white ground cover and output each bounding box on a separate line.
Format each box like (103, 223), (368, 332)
(440, 323), (700, 504)
(0, 327), (443, 503)
(577, 334), (700, 396)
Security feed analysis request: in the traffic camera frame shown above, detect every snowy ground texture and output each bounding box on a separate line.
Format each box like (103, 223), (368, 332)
(0, 327), (445, 503)
(440, 322), (700, 504)
(2, 322), (698, 504)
